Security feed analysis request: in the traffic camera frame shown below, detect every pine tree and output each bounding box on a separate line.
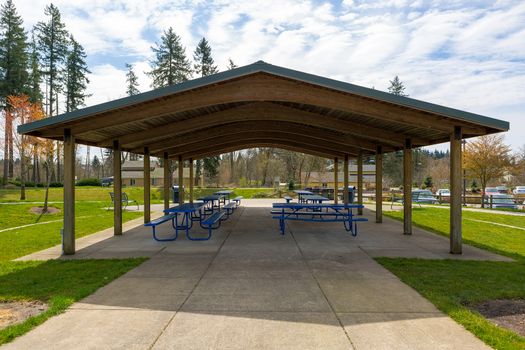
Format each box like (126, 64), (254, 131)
(226, 58), (237, 70)
(125, 63), (140, 96)
(148, 27), (191, 88)
(35, 3), (69, 116)
(65, 35), (90, 112)
(387, 76), (408, 97)
(193, 37), (218, 77)
(27, 31), (42, 103)
(0, 0), (28, 183)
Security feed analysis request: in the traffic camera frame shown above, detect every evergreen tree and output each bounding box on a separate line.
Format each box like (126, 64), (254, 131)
(148, 27), (191, 88)
(125, 63), (140, 96)
(387, 75), (408, 97)
(35, 3), (69, 116)
(226, 58), (237, 70)
(27, 31), (42, 103)
(193, 37), (218, 77)
(65, 35), (90, 112)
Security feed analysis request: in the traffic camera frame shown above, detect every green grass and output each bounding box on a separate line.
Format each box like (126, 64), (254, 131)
(384, 207), (525, 259)
(377, 207), (525, 350)
(0, 259), (146, 345)
(0, 202), (143, 261)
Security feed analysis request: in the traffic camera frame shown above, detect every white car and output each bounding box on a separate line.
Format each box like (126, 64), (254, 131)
(436, 189), (450, 197)
(513, 186), (525, 195)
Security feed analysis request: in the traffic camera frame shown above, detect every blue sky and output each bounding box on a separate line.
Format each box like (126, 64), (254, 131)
(14, 0), (525, 151)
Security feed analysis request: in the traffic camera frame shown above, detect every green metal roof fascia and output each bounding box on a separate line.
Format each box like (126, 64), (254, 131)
(17, 62), (269, 134)
(18, 60), (509, 134)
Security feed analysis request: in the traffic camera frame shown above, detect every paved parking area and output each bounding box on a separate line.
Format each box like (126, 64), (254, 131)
(8, 200), (507, 349)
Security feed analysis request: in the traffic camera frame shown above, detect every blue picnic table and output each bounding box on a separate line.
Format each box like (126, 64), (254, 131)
(214, 190), (233, 204)
(302, 194), (330, 204)
(198, 194), (225, 213)
(164, 202), (207, 239)
(271, 203), (367, 236)
(293, 190), (314, 203)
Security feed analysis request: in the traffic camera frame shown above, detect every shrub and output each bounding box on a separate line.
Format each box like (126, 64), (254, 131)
(252, 192), (273, 198)
(49, 182), (63, 188)
(76, 178), (102, 186)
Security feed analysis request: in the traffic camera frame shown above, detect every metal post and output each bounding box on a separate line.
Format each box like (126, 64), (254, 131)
(163, 152), (170, 210)
(375, 145), (383, 223)
(403, 138), (412, 235)
(450, 126), (462, 254)
(63, 129), (75, 254)
(113, 140), (122, 235)
(144, 147), (151, 223)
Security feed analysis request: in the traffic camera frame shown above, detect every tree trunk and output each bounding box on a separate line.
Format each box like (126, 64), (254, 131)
(7, 113), (14, 178)
(85, 146), (91, 178)
(56, 141), (61, 183)
(229, 152), (234, 184)
(43, 163), (51, 213)
(20, 146), (26, 200)
(2, 110), (9, 185)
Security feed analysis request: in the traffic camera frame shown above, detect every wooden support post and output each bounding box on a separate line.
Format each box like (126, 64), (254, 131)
(375, 145), (383, 223)
(334, 157), (339, 204)
(163, 152), (170, 210)
(403, 138), (412, 235)
(450, 126), (463, 254)
(63, 129), (75, 254)
(143, 147), (151, 224)
(113, 140), (122, 235)
(189, 158), (194, 203)
(178, 155), (184, 204)
(357, 151), (363, 215)
(343, 154), (349, 204)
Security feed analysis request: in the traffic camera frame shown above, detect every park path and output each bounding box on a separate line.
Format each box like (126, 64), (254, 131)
(6, 201), (503, 349)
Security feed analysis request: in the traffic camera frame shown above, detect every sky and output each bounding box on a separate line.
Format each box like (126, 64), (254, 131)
(13, 0), (525, 152)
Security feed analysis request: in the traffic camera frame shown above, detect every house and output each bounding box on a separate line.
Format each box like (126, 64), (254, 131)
(302, 164), (376, 189)
(121, 160), (194, 187)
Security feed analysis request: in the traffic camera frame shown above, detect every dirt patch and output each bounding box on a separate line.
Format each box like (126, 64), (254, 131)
(474, 299), (525, 336)
(0, 300), (48, 330)
(29, 206), (60, 215)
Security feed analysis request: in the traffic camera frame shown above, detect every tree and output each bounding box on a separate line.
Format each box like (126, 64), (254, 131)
(35, 3), (68, 117)
(91, 155), (100, 178)
(193, 37), (218, 77)
(148, 27), (191, 88)
(27, 30), (42, 103)
(125, 63), (140, 96)
(388, 75), (408, 97)
(226, 58), (238, 182)
(226, 58), (237, 70)
(64, 35), (90, 112)
(7, 95), (44, 199)
(463, 135), (513, 207)
(0, 0), (28, 184)
(203, 156), (220, 186)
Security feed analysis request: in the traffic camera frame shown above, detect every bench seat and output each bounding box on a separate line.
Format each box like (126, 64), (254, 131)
(144, 214), (178, 241)
(284, 196), (293, 203)
(232, 196), (243, 207)
(193, 211), (227, 241)
(224, 202), (236, 215)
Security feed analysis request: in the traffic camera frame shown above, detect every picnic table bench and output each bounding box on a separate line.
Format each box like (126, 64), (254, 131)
(144, 213), (178, 241)
(271, 203), (367, 236)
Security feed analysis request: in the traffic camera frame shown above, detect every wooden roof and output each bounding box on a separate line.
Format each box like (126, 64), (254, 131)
(18, 61), (509, 159)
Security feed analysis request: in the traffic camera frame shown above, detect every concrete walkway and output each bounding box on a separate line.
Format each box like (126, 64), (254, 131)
(7, 199), (506, 349)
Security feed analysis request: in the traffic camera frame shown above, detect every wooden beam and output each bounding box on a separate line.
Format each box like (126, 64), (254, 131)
(343, 155), (349, 204)
(63, 129), (75, 254)
(334, 157), (339, 204)
(403, 138), (412, 235)
(375, 145), (383, 223)
(174, 142), (343, 160)
(178, 155), (184, 204)
(357, 151), (363, 215)
(66, 75), (469, 141)
(144, 147), (151, 224)
(163, 152), (170, 210)
(154, 132), (355, 158)
(113, 140), (122, 235)
(450, 126), (462, 254)
(189, 158), (194, 203)
(132, 120), (382, 154)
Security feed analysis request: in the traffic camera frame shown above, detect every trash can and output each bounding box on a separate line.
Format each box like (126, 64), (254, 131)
(349, 187), (355, 203)
(172, 185), (183, 203)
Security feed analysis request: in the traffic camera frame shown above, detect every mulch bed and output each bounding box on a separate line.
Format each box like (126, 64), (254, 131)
(474, 299), (525, 336)
(0, 300), (48, 330)
(29, 206), (60, 215)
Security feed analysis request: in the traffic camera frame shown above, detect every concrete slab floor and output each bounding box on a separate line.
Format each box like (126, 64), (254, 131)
(7, 199), (504, 349)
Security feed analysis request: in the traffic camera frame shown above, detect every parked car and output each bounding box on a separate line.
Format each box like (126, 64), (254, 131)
(512, 186), (525, 195)
(483, 187), (500, 196)
(496, 186), (508, 194)
(101, 177), (113, 187)
(412, 189), (439, 204)
(436, 189), (450, 197)
(486, 193), (518, 209)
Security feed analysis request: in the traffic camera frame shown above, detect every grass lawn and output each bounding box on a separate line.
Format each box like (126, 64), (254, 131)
(0, 202), (143, 261)
(377, 207), (525, 350)
(0, 259), (146, 345)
